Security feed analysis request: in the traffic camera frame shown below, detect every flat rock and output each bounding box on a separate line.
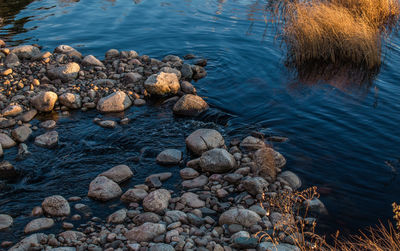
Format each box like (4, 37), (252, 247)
(16, 109), (37, 122)
(125, 222), (166, 242)
(240, 136), (266, 150)
(59, 93), (82, 109)
(31, 91), (58, 112)
(186, 129), (225, 155)
(88, 176), (122, 201)
(173, 94), (208, 116)
(219, 208), (261, 227)
(199, 148), (236, 173)
(156, 149), (182, 165)
(121, 188), (148, 203)
(24, 218), (54, 234)
(180, 167), (199, 180)
(181, 192), (205, 208)
(0, 133), (16, 149)
(133, 212), (161, 225)
(96, 91), (132, 113)
(182, 175), (208, 189)
(11, 45), (40, 59)
(143, 189), (171, 213)
(11, 125), (32, 142)
(97, 120), (117, 128)
(0, 214), (13, 230)
(2, 104), (23, 117)
(34, 131), (58, 148)
(42, 195), (70, 217)
(145, 172), (172, 182)
(54, 45), (82, 59)
(99, 164), (133, 183)
(144, 72), (180, 96)
(40, 120), (56, 129)
(82, 55), (104, 67)
(47, 62), (80, 82)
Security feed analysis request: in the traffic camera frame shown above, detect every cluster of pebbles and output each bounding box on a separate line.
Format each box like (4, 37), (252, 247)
(0, 129), (328, 251)
(0, 40), (209, 158)
(0, 40), (328, 251)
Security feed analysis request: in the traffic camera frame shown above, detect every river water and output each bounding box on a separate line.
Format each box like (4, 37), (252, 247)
(1, 0), (400, 242)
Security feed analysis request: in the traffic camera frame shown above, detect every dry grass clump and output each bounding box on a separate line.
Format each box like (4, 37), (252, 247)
(265, 0), (400, 78)
(332, 203), (400, 251)
(332, 222), (400, 250)
(283, 1), (382, 70)
(328, 0), (400, 31)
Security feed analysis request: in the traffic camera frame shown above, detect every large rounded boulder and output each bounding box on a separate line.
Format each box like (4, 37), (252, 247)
(96, 91), (132, 113)
(41, 195), (70, 217)
(173, 94), (208, 116)
(31, 91), (58, 112)
(143, 189), (171, 213)
(47, 62), (80, 82)
(185, 129), (225, 156)
(144, 72), (180, 96)
(199, 148), (236, 173)
(219, 208), (261, 228)
(87, 176), (122, 201)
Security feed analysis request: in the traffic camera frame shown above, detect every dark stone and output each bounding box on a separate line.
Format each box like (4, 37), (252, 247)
(147, 176), (162, 188)
(232, 237), (258, 249)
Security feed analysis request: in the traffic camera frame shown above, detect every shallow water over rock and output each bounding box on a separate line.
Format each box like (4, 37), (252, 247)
(1, 0), (400, 242)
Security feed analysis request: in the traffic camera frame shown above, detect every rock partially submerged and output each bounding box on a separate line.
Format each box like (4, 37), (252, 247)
(144, 72), (180, 96)
(0, 214), (13, 230)
(185, 129), (225, 155)
(42, 195), (70, 217)
(88, 176), (122, 201)
(35, 131), (59, 148)
(173, 94), (208, 116)
(96, 91), (132, 113)
(99, 164), (133, 183)
(199, 148), (236, 173)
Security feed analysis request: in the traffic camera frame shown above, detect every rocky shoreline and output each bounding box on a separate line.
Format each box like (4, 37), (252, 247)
(0, 41), (327, 251)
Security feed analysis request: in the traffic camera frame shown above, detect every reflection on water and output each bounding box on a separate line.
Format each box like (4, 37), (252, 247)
(0, 0), (35, 42)
(0, 0), (400, 241)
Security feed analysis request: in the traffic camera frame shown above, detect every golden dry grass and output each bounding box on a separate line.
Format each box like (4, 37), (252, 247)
(265, 0), (400, 74)
(283, 1), (382, 70)
(332, 222), (400, 250)
(327, 0), (400, 31)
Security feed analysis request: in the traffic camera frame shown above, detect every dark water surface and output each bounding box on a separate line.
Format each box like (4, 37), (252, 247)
(1, 0), (400, 242)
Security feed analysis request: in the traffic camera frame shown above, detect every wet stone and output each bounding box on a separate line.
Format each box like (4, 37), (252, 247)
(34, 131), (58, 148)
(39, 120), (56, 129)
